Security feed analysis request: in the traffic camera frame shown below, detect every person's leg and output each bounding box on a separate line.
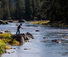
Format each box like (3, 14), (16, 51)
(16, 30), (18, 35)
(16, 29), (19, 34)
(18, 29), (20, 34)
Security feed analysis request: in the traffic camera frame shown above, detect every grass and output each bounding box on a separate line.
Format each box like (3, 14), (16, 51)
(0, 39), (6, 54)
(0, 33), (11, 39)
(30, 20), (50, 25)
(30, 20), (68, 27)
(0, 33), (20, 54)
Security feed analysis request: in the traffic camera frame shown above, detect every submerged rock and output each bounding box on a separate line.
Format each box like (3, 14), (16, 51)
(43, 37), (50, 39)
(35, 30), (39, 32)
(52, 39), (62, 43)
(24, 48), (31, 50)
(62, 36), (68, 39)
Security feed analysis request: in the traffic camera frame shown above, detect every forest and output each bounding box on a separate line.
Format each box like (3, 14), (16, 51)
(0, 0), (68, 22)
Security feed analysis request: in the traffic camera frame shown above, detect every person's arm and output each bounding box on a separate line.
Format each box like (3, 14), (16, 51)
(20, 27), (23, 29)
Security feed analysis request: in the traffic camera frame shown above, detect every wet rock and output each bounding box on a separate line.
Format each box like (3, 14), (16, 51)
(0, 20), (3, 24)
(24, 48), (31, 50)
(12, 34), (25, 44)
(4, 50), (8, 53)
(0, 31), (4, 34)
(26, 32), (34, 39)
(5, 22), (9, 24)
(12, 32), (34, 44)
(13, 48), (16, 49)
(35, 30), (39, 32)
(43, 37), (50, 39)
(52, 39), (62, 43)
(5, 30), (10, 32)
(12, 51), (15, 53)
(8, 52), (10, 54)
(62, 36), (68, 39)
(18, 19), (26, 23)
(8, 20), (13, 23)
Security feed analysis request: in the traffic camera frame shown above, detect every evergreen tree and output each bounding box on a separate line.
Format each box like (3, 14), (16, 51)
(25, 0), (32, 20)
(16, 0), (25, 19)
(2, 0), (10, 19)
(0, 0), (4, 19)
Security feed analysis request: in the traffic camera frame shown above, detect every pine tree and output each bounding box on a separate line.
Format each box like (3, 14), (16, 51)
(25, 0), (32, 20)
(16, 0), (25, 19)
(2, 0), (10, 19)
(0, 0), (4, 19)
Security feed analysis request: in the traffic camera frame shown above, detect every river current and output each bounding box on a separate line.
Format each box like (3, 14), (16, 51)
(0, 22), (68, 57)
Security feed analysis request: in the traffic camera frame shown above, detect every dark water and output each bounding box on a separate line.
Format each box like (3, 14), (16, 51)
(0, 22), (68, 57)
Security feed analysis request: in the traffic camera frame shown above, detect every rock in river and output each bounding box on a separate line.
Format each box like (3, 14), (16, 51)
(52, 39), (62, 43)
(12, 32), (34, 44)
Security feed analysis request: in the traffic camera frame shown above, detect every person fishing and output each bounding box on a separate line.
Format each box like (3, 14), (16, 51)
(16, 23), (23, 34)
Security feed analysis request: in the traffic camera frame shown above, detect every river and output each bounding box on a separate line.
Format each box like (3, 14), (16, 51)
(0, 22), (68, 57)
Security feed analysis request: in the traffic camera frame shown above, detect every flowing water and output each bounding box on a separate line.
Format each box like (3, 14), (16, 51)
(0, 22), (68, 57)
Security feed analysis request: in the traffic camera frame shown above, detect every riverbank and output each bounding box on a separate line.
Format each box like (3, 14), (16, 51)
(0, 33), (20, 54)
(48, 21), (68, 27)
(30, 20), (50, 25)
(30, 20), (68, 27)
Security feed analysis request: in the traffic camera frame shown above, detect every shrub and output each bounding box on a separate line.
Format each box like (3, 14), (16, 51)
(0, 33), (11, 39)
(0, 39), (6, 54)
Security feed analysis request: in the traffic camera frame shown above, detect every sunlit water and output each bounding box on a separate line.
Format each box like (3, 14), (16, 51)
(0, 22), (68, 57)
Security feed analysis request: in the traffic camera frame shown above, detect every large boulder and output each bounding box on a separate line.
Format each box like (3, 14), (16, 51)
(8, 20), (13, 23)
(12, 34), (25, 44)
(0, 20), (3, 24)
(12, 32), (34, 44)
(18, 19), (26, 23)
(5, 22), (9, 24)
(26, 32), (34, 39)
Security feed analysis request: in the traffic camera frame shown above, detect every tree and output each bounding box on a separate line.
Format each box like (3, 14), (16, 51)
(0, 0), (4, 19)
(25, 0), (32, 20)
(15, 0), (25, 19)
(2, 0), (10, 19)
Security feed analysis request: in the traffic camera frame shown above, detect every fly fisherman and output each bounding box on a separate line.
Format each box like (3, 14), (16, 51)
(16, 23), (23, 34)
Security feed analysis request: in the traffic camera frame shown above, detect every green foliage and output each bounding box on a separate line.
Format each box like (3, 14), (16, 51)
(0, 39), (6, 54)
(0, 33), (11, 39)
(2, 0), (10, 19)
(0, 33), (20, 45)
(25, 0), (32, 20)
(0, 1), (4, 19)
(40, 0), (68, 23)
(15, 0), (25, 19)
(0, 0), (42, 20)
(0, 0), (67, 23)
(11, 38), (20, 45)
(0, 33), (20, 54)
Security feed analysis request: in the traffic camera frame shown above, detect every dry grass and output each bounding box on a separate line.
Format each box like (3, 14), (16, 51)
(30, 20), (50, 25)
